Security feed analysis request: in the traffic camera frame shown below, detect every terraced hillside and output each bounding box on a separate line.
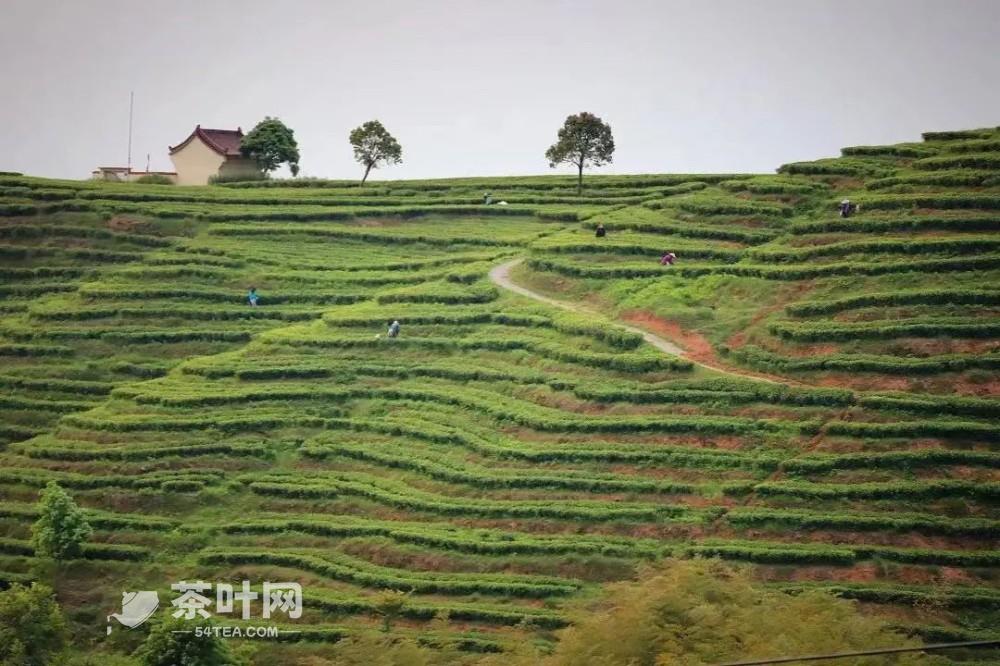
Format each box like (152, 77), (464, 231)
(0, 128), (998, 663)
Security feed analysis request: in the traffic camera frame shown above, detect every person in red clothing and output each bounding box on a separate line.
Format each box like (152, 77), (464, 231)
(660, 252), (676, 266)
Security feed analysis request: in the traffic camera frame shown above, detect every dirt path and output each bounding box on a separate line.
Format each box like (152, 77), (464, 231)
(489, 258), (780, 383)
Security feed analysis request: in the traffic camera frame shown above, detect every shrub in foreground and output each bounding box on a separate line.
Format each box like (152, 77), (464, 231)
(487, 559), (929, 666)
(0, 583), (67, 666)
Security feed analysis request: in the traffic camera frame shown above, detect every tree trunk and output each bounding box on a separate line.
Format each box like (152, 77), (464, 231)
(361, 163), (373, 185)
(577, 161), (583, 195)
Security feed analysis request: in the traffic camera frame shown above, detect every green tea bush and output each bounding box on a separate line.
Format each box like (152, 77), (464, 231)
(913, 153), (1000, 170)
(199, 549), (578, 597)
(778, 158), (891, 177)
(726, 507), (999, 536)
(786, 289), (1000, 316)
(755, 479), (1000, 501)
(300, 441), (742, 496)
(134, 174), (175, 185)
(840, 144), (936, 158)
(783, 449), (1000, 474)
(749, 236), (1000, 262)
(223, 516), (662, 558)
(725, 344), (1000, 374)
(769, 318), (1000, 341)
(245, 472), (688, 523)
(866, 171), (1000, 189)
(922, 129), (997, 141)
(855, 193), (1000, 211)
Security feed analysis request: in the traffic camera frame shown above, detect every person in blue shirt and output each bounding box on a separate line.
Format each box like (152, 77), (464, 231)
(387, 320), (401, 338)
(247, 287), (259, 307)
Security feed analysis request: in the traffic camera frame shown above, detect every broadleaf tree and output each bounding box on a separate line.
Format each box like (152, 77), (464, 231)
(31, 481), (92, 561)
(349, 120), (402, 185)
(0, 583), (67, 666)
(139, 616), (235, 666)
(240, 117), (300, 176)
(483, 559), (931, 666)
(545, 112), (615, 193)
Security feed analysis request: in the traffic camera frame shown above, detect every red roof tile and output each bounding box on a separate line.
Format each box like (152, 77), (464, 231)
(169, 125), (245, 157)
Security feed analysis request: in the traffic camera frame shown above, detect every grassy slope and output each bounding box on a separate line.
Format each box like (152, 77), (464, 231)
(0, 129), (998, 663)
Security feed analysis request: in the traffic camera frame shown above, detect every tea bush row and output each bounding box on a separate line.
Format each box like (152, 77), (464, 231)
(198, 549), (579, 598)
(724, 345), (1000, 374)
(300, 441), (751, 496)
(748, 236), (1000, 262)
(769, 318), (1000, 342)
(221, 517), (663, 559)
(786, 289), (1000, 316)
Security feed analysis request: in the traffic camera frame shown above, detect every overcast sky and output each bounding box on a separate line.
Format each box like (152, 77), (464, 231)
(1, 0), (997, 181)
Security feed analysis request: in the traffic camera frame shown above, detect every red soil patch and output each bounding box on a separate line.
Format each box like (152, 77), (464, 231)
(888, 337), (1000, 355)
(815, 374), (914, 392)
(726, 281), (817, 350)
(620, 310), (795, 384)
(953, 377), (1000, 397)
(106, 215), (150, 232)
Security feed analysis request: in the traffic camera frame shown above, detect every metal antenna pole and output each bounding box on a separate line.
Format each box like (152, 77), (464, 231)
(127, 91), (134, 172)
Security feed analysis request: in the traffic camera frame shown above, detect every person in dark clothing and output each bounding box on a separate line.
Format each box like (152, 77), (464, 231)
(839, 199), (855, 218)
(595, 223), (606, 238)
(387, 320), (401, 338)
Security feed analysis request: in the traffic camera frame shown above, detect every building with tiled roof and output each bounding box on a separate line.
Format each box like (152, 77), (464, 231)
(168, 125), (261, 185)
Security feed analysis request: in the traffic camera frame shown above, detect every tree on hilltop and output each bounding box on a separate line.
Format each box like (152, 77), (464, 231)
(349, 120), (402, 185)
(241, 117), (300, 176)
(31, 481), (92, 561)
(545, 112), (615, 194)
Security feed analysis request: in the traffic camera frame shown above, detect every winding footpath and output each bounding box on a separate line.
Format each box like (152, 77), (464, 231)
(489, 258), (781, 384)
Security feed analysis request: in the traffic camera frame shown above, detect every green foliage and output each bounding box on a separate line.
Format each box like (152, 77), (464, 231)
(30, 482), (92, 561)
(866, 170), (1000, 189)
(349, 120), (403, 184)
(725, 507), (1000, 537)
(840, 143), (936, 158)
(240, 116), (300, 176)
(133, 174), (174, 185)
(0, 583), (67, 666)
(545, 112), (615, 192)
(206, 170), (269, 185)
(506, 559), (930, 666)
(786, 289), (1000, 316)
(856, 193), (1000, 211)
(726, 344), (1000, 374)
(373, 589), (409, 632)
(138, 615), (237, 666)
(778, 157), (891, 177)
(3, 128), (1000, 664)
(327, 632), (444, 666)
(921, 128), (996, 141)
(913, 152), (1000, 170)
(199, 548), (578, 597)
(770, 317), (1000, 342)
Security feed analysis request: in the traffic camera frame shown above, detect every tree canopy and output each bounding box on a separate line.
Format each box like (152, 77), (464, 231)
(545, 112), (615, 193)
(492, 559), (932, 666)
(0, 583), (67, 666)
(138, 616), (237, 666)
(240, 117), (300, 176)
(349, 120), (403, 185)
(31, 481), (92, 561)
